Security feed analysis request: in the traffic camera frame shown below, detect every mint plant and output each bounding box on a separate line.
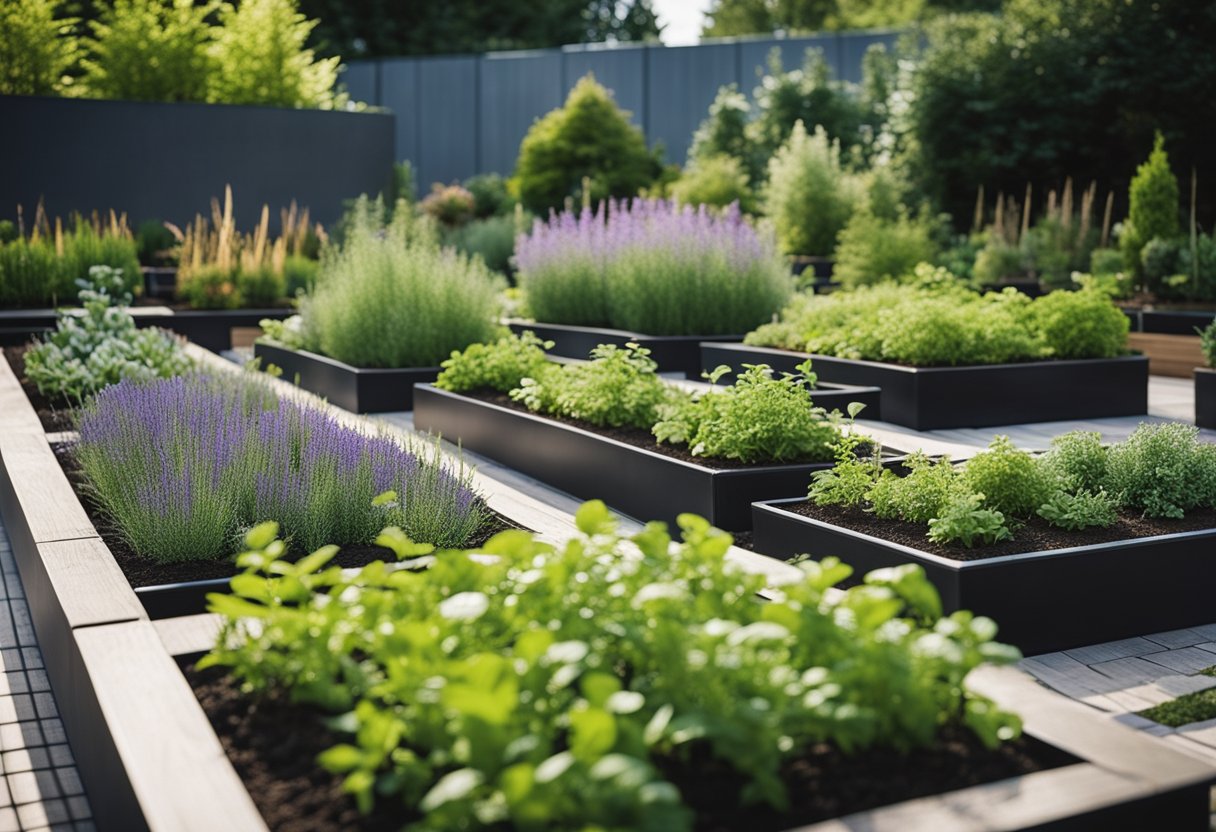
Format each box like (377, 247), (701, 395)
(200, 502), (1023, 830)
(24, 265), (191, 400)
(652, 361), (846, 463)
(927, 493), (1012, 548)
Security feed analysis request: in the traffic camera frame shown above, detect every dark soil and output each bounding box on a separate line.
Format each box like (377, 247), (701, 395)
(460, 389), (848, 469)
(186, 666), (414, 832)
(3, 345), (76, 432)
(186, 667), (1074, 832)
(787, 501), (1216, 561)
(51, 441), (518, 590)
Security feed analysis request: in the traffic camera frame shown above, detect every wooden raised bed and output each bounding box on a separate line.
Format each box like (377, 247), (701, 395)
(701, 342), (1149, 430)
(253, 341), (439, 413)
(505, 318), (745, 378)
(752, 497), (1216, 656)
(413, 383), (895, 531)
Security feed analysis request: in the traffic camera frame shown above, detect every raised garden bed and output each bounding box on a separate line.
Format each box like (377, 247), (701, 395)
(752, 497), (1216, 655)
(413, 383), (895, 531)
(1197, 368), (1216, 430)
(701, 342), (1149, 430)
(167, 642), (1214, 831)
(506, 319), (745, 378)
(253, 341), (440, 413)
(0, 305), (291, 351)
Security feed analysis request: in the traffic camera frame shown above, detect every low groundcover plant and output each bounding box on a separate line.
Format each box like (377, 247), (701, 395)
(746, 267), (1129, 367)
(515, 198), (792, 336)
(200, 501), (1023, 830)
(74, 373), (487, 562)
(809, 424), (1216, 548)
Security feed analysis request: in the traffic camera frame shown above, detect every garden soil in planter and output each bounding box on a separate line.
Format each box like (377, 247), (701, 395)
(4, 346), (74, 433)
(701, 342), (1149, 430)
(185, 664), (1074, 832)
(752, 499), (1216, 654)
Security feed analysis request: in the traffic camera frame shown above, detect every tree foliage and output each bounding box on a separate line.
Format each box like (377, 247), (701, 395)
(0, 0), (79, 95)
(295, 0), (661, 58)
(702, 0), (998, 36)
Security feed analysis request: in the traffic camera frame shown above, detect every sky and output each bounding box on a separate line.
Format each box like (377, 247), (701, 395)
(652, 0), (712, 45)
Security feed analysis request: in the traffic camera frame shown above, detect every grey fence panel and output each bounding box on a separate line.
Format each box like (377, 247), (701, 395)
(479, 51), (564, 179)
(340, 61), (378, 107)
(415, 56), (478, 188)
(646, 43), (737, 165)
(0, 96), (394, 231)
(837, 29), (901, 83)
(562, 46), (648, 128)
(379, 59), (420, 175)
(738, 35), (841, 93)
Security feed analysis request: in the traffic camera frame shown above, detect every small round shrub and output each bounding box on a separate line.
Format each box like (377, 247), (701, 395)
(962, 436), (1051, 517)
(833, 210), (939, 289)
(1041, 431), (1108, 493)
(1105, 423), (1216, 519)
(419, 184), (476, 227)
(1031, 288), (1128, 360)
(514, 75), (660, 214)
(1121, 132), (1180, 276)
(463, 173), (514, 219)
(445, 214), (521, 275)
(669, 155), (756, 213)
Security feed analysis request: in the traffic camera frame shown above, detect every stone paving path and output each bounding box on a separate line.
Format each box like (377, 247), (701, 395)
(0, 523), (93, 832)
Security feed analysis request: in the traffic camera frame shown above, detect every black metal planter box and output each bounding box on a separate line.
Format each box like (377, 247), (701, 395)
(253, 342), (439, 413)
(1197, 368), (1216, 430)
(0, 305), (291, 350)
(506, 319), (745, 378)
(414, 384), (864, 531)
(752, 498), (1216, 656)
(701, 342), (1150, 430)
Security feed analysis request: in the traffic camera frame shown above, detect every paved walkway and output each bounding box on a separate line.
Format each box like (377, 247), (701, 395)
(0, 523), (93, 832)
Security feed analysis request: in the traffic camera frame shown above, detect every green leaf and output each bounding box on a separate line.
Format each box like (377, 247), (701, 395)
(570, 707), (617, 761)
(294, 544), (339, 576)
(244, 521), (279, 551)
(317, 744), (363, 773)
(575, 500), (613, 536)
(581, 672), (622, 708)
(371, 490), (398, 507)
(419, 768), (484, 812)
(847, 401), (866, 419)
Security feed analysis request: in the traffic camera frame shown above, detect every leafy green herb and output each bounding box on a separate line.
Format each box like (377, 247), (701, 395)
(927, 493), (1012, 548)
(435, 330), (552, 394)
(868, 452), (964, 524)
(962, 436), (1052, 517)
(201, 503), (1023, 830)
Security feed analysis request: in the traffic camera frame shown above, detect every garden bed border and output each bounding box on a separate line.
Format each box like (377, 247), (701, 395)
(752, 497), (1216, 655)
(1196, 367), (1216, 430)
(253, 341), (440, 413)
(0, 306), (292, 351)
(701, 342), (1150, 430)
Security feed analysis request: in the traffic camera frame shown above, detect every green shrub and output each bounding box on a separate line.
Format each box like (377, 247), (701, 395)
(1201, 320), (1216, 369)
(463, 173), (514, 219)
(1105, 423), (1216, 519)
(208, 0), (342, 109)
(24, 266), (191, 400)
(199, 505), (1023, 830)
(435, 331), (552, 394)
(961, 436), (1051, 517)
(235, 263), (284, 306)
(972, 237), (1027, 285)
(306, 203), (502, 368)
(652, 362), (844, 464)
(669, 155), (756, 213)
(1089, 247), (1125, 276)
(1176, 234), (1216, 302)
(512, 343), (670, 431)
(1140, 236), (1185, 296)
(764, 122), (860, 257)
(0, 218), (141, 308)
(1031, 288), (1129, 360)
(832, 209), (939, 289)
(0, 238), (61, 308)
(0, 221), (16, 245)
(82, 0), (215, 102)
(445, 214), (521, 276)
(1041, 431), (1108, 493)
(1121, 133), (1180, 277)
(135, 220), (178, 266)
(514, 75), (660, 214)
(687, 84), (760, 183)
(867, 453), (963, 524)
(282, 253), (318, 297)
(177, 264), (241, 309)
(0, 0), (78, 96)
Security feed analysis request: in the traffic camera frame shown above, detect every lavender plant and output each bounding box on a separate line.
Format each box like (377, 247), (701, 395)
(74, 374), (487, 562)
(515, 199), (791, 336)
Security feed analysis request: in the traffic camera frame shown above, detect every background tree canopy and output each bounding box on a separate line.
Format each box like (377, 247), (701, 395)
(701, 0), (999, 36)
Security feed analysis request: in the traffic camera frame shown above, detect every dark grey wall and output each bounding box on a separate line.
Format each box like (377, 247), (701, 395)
(343, 29), (901, 191)
(0, 95), (395, 230)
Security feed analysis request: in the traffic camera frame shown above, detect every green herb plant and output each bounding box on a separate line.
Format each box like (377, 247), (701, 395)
(24, 266), (191, 400)
(199, 501), (1023, 830)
